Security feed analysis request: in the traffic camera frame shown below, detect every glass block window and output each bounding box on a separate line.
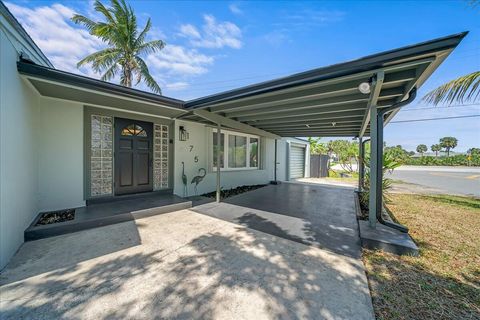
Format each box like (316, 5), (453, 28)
(154, 124), (169, 190)
(90, 115), (113, 196)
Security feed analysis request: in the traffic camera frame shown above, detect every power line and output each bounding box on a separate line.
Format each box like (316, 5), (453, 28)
(402, 103), (480, 112)
(390, 114), (480, 123)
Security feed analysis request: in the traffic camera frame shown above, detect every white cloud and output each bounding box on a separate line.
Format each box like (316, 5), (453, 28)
(179, 24), (201, 39)
(229, 3), (243, 15)
(165, 82), (189, 91)
(179, 14), (242, 49)
(6, 2), (234, 95)
(147, 44), (214, 76)
(5, 2), (105, 76)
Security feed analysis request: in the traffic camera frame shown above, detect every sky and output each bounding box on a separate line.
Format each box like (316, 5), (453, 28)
(5, 0), (480, 152)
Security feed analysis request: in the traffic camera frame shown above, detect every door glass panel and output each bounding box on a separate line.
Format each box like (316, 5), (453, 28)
(121, 124), (148, 136)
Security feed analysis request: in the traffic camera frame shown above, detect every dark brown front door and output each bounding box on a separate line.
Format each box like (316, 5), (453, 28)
(114, 118), (153, 195)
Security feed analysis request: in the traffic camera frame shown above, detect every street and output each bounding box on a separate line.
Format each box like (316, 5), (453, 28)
(386, 166), (480, 197)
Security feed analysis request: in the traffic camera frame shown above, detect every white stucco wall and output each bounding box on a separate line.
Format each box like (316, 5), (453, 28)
(0, 28), (40, 269)
(173, 120), (276, 197)
(37, 97), (85, 211)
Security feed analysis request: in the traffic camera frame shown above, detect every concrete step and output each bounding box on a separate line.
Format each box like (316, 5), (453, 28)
(25, 200), (192, 241)
(358, 220), (419, 256)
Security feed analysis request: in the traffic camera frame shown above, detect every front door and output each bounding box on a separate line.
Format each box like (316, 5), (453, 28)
(114, 118), (153, 195)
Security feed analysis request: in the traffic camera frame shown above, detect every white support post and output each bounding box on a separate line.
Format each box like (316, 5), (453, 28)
(216, 123), (221, 203)
(368, 104), (378, 228)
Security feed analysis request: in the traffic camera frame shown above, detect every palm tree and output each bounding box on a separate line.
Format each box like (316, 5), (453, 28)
(423, 71), (480, 105)
(431, 144), (441, 157)
(416, 144), (427, 156)
(423, 3), (479, 105)
(439, 137), (458, 157)
(72, 0), (164, 93)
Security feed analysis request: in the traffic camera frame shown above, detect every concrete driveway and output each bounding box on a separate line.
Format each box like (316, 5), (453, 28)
(0, 209), (374, 319)
(193, 183), (361, 258)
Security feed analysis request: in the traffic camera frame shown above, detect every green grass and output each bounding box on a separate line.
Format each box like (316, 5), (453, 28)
(363, 194), (480, 320)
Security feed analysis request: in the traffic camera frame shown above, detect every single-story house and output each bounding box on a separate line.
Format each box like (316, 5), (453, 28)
(0, 2), (466, 269)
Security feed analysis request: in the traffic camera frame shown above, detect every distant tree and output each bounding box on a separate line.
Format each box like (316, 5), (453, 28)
(416, 144), (428, 156)
(439, 137), (458, 157)
(327, 140), (358, 173)
(408, 151), (415, 156)
(384, 145), (410, 163)
(467, 147), (480, 156)
(431, 144), (442, 157)
(307, 137), (328, 155)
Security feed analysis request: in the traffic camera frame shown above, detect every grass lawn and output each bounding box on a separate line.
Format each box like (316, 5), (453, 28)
(363, 194), (480, 320)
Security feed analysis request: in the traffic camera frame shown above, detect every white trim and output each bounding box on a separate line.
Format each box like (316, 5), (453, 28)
(212, 128), (260, 172)
(21, 75), (187, 112)
(37, 95), (173, 120)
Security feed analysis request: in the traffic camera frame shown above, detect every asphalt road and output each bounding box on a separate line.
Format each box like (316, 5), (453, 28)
(386, 166), (480, 197)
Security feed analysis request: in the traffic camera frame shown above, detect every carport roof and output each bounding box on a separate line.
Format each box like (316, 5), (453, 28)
(183, 32), (467, 137)
(17, 32), (467, 137)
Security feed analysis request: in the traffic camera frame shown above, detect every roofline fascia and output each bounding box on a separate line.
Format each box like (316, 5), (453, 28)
(17, 60), (186, 110)
(185, 32), (468, 108)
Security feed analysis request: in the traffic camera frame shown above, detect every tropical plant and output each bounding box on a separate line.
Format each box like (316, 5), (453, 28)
(439, 136), (458, 157)
(431, 144), (442, 157)
(423, 71), (480, 105)
(422, 4), (478, 105)
(360, 152), (402, 209)
(468, 147), (480, 156)
(307, 137), (328, 155)
(327, 140), (359, 173)
(416, 144), (428, 156)
(72, 0), (165, 93)
(384, 145), (410, 163)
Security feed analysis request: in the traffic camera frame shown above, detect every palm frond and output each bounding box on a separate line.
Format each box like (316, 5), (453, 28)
(136, 57), (161, 94)
(101, 63), (119, 82)
(423, 71), (480, 105)
(137, 40), (165, 56)
(93, 0), (115, 24)
(71, 14), (99, 33)
(134, 18), (151, 48)
(77, 48), (121, 69)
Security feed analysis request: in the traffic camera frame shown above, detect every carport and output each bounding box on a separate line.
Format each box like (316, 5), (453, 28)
(181, 32), (467, 231)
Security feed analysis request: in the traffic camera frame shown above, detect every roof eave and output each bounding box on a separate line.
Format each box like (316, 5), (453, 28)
(17, 60), (185, 109)
(185, 32), (468, 109)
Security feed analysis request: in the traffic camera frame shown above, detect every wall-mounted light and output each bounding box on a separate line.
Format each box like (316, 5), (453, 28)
(179, 125), (189, 141)
(358, 82), (371, 94)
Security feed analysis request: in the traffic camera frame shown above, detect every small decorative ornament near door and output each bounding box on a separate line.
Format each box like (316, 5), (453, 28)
(191, 168), (206, 196)
(181, 161), (188, 197)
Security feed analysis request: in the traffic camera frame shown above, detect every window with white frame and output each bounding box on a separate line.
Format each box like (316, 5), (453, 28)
(213, 129), (259, 170)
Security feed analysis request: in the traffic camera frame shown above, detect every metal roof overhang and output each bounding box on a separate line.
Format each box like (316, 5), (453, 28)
(183, 32), (467, 138)
(17, 61), (186, 119)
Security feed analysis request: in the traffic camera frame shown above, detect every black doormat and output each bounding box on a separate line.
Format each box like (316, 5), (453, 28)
(35, 209), (75, 226)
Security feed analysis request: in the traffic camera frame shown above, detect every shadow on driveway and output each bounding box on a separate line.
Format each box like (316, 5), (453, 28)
(0, 211), (373, 319)
(193, 183), (361, 258)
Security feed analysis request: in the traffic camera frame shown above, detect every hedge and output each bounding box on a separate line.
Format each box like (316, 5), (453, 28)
(405, 155), (480, 166)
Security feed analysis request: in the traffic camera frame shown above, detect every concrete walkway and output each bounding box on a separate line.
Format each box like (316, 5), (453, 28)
(0, 209), (374, 319)
(193, 183), (361, 258)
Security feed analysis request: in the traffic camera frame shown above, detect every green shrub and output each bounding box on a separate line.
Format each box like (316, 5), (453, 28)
(405, 155), (480, 166)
